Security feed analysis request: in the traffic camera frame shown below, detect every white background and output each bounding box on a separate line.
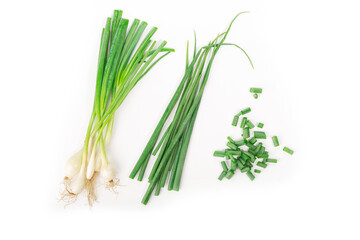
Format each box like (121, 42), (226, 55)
(0, 0), (359, 239)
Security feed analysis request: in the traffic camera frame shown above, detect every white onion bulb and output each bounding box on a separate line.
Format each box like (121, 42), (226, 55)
(65, 149), (82, 178)
(100, 161), (116, 181)
(68, 167), (86, 194)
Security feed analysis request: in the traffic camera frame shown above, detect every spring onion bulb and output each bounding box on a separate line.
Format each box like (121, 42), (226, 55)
(61, 10), (173, 206)
(65, 149), (83, 178)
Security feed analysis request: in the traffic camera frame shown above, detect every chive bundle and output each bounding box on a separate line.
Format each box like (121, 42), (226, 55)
(130, 12), (254, 205)
(62, 10), (174, 206)
(215, 107), (294, 181)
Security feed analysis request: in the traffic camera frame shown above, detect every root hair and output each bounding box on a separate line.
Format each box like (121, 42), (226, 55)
(85, 172), (98, 207)
(59, 177), (78, 207)
(105, 178), (121, 194)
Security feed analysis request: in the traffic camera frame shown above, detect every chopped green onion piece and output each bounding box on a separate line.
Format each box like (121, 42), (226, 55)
(225, 170), (235, 179)
(248, 149), (257, 156)
(246, 161), (253, 168)
(258, 146), (265, 156)
(227, 150), (242, 155)
(245, 142), (256, 150)
(232, 115), (239, 126)
(240, 152), (250, 161)
(257, 123), (264, 128)
(249, 137), (257, 144)
(254, 169), (261, 173)
(214, 151), (226, 157)
(240, 117), (247, 128)
(256, 162), (267, 168)
(246, 171), (255, 181)
(226, 142), (238, 151)
(257, 152), (269, 159)
(272, 136), (279, 147)
(234, 139), (247, 146)
(266, 158), (277, 163)
(241, 107), (251, 115)
(227, 136), (235, 144)
(243, 127), (250, 139)
(240, 166), (250, 173)
(250, 88), (262, 93)
(283, 147), (294, 155)
(253, 93), (258, 99)
(254, 131), (266, 139)
(243, 151), (255, 159)
(236, 160), (244, 169)
(218, 171), (227, 181)
(221, 161), (229, 171)
(231, 160), (237, 171)
(254, 142), (262, 155)
(239, 157), (246, 165)
(228, 154), (236, 162)
(246, 120), (255, 129)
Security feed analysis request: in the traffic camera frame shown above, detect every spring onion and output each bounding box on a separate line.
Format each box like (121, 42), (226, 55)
(61, 10), (173, 206)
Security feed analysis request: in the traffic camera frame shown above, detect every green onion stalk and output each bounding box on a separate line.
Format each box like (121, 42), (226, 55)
(61, 10), (174, 206)
(129, 12), (253, 205)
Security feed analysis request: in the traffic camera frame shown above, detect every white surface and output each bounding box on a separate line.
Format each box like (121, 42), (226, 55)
(0, 0), (359, 239)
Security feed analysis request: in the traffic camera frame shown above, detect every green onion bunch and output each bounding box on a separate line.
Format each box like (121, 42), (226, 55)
(62, 10), (174, 205)
(216, 108), (294, 181)
(129, 12), (253, 205)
